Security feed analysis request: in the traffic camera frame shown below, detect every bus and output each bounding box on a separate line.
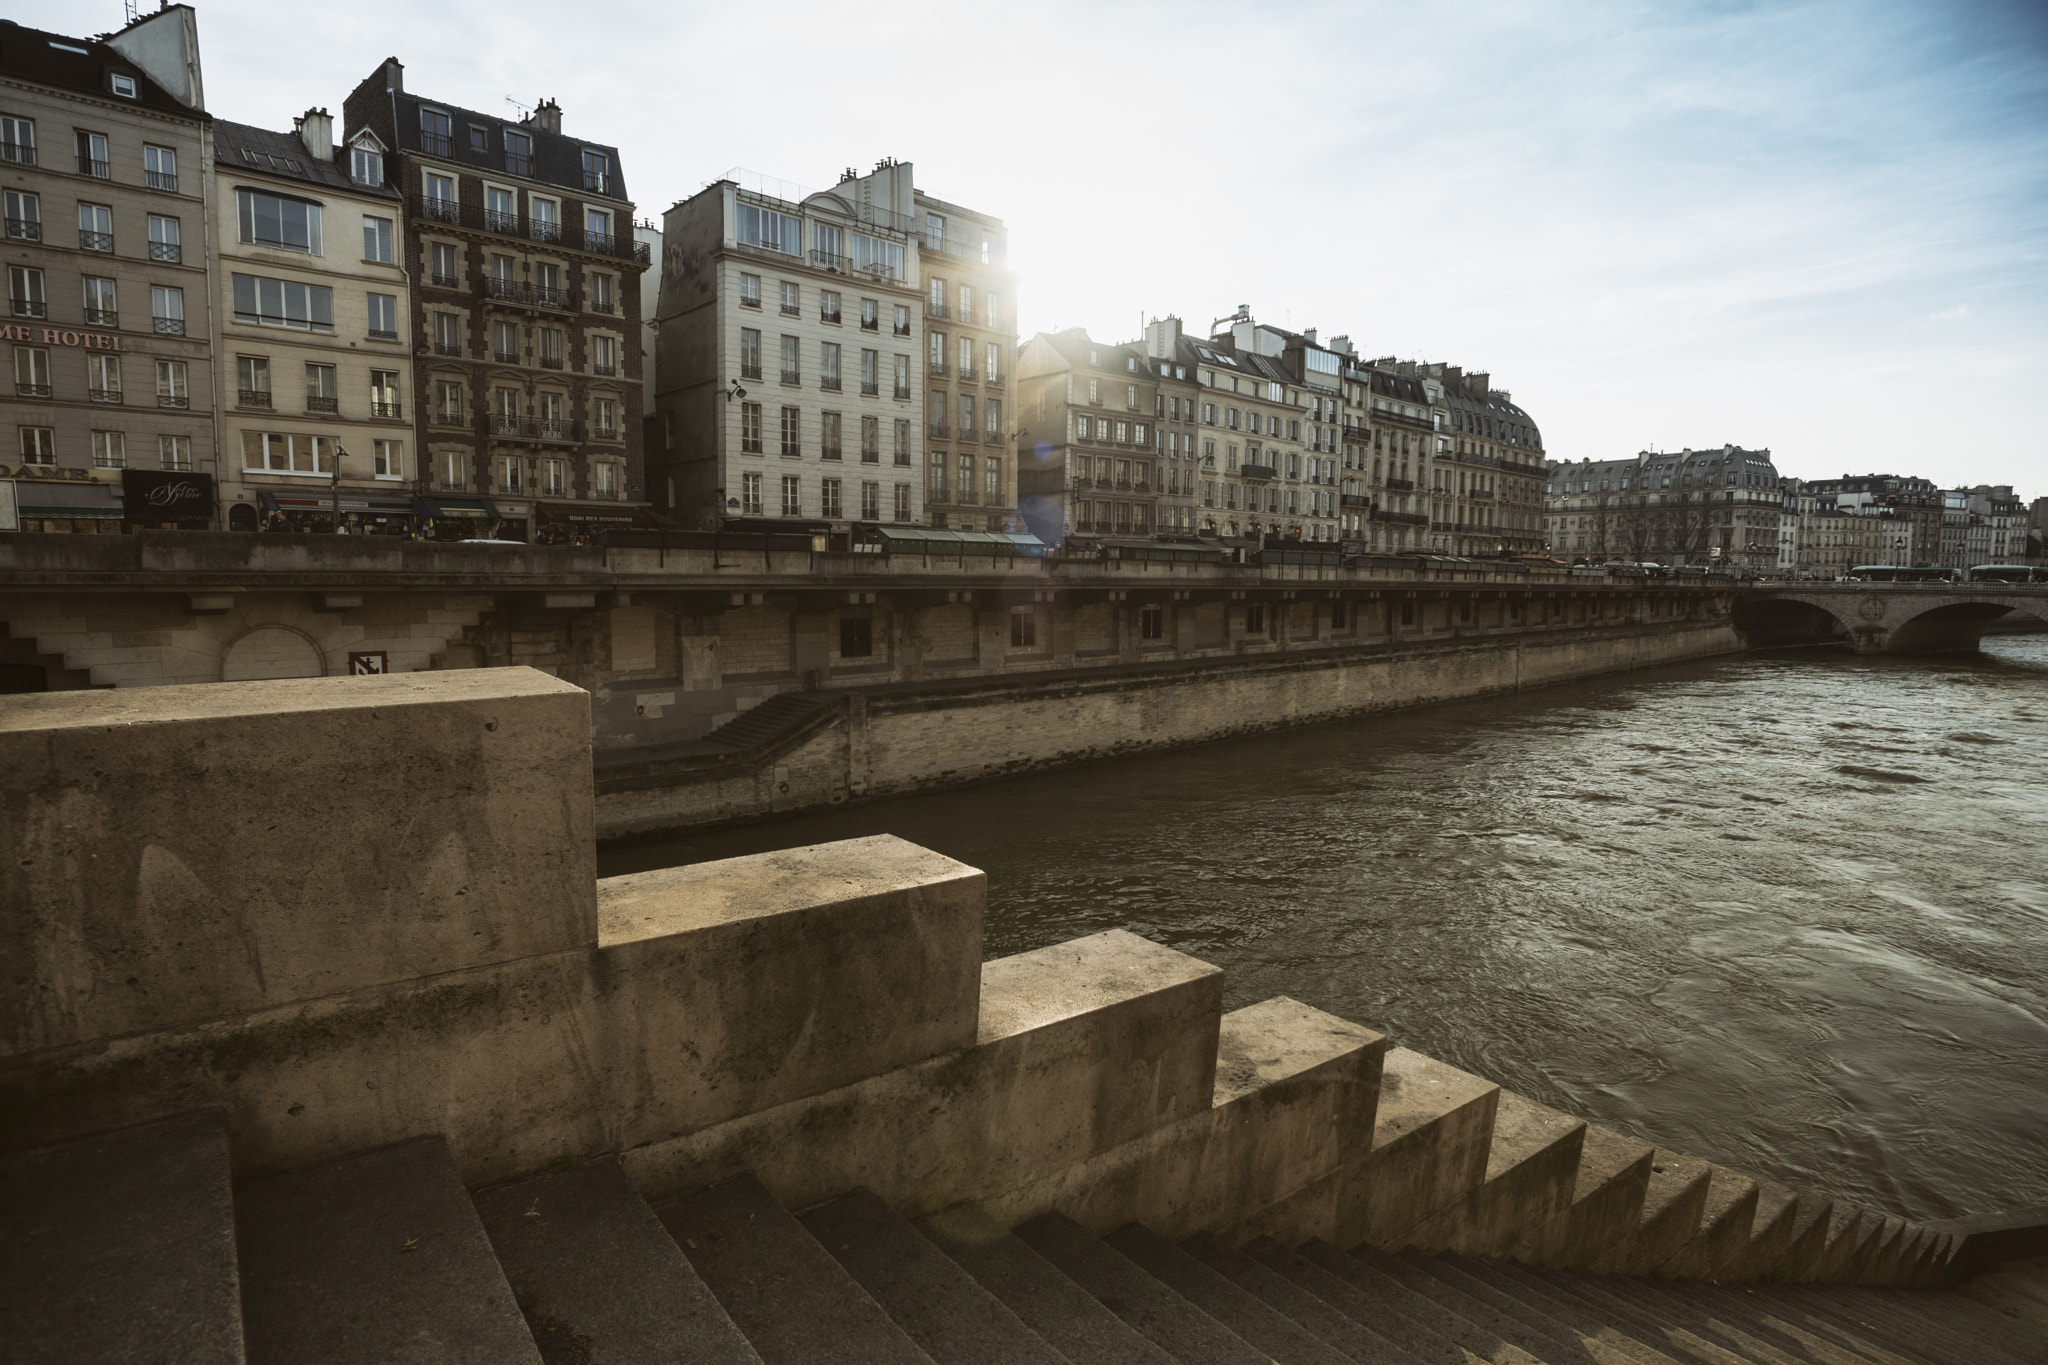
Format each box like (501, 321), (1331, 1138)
(1966, 565), (2048, 584)
(1848, 566), (1958, 583)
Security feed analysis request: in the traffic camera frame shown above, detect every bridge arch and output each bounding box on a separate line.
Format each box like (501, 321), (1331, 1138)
(1738, 588), (2048, 654)
(1730, 595), (1850, 648)
(1887, 597), (2048, 653)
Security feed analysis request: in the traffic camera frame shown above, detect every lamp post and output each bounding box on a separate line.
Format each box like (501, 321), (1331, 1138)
(330, 442), (349, 533)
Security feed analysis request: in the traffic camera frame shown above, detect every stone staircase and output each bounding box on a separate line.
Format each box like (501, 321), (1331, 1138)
(6, 1110), (2043, 1365)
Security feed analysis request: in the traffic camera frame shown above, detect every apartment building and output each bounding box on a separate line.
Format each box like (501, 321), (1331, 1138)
(1430, 366), (1546, 556)
(654, 162), (925, 533)
(1545, 446), (1782, 567)
(1349, 362), (1437, 552)
(915, 188), (1017, 531)
(1139, 317), (1203, 534)
(1014, 329), (1160, 540)
(209, 113), (415, 532)
(0, 9), (215, 532)
(343, 62), (648, 542)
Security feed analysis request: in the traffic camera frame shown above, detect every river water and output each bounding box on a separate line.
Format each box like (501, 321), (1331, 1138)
(601, 636), (2048, 1222)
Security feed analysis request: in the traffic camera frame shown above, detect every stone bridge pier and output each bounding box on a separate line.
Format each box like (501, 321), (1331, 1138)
(1737, 585), (2048, 654)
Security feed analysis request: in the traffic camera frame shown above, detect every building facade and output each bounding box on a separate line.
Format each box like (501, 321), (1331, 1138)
(1545, 446), (1782, 568)
(0, 9), (215, 532)
(915, 188), (1017, 532)
(208, 112), (414, 532)
(1014, 329), (1160, 540)
(654, 163), (927, 533)
(343, 62), (648, 543)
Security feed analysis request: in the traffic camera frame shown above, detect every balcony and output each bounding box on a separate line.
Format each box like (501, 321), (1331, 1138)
(740, 363), (763, 381)
(821, 376), (841, 392)
(740, 294), (762, 310)
(153, 316), (184, 334)
(583, 172), (609, 194)
(79, 231), (113, 252)
(307, 395), (339, 414)
(535, 285), (570, 309)
(812, 249), (851, 272)
(407, 195), (650, 264)
(494, 349), (521, 364)
(2, 144), (35, 166)
(593, 362), (617, 377)
(1340, 493), (1371, 508)
(149, 241), (180, 262)
(959, 427), (978, 444)
(156, 393), (188, 409)
(929, 362), (949, 378)
(929, 423), (950, 439)
(590, 486), (623, 501)
(821, 309), (842, 325)
(926, 301), (949, 320)
(861, 380), (879, 396)
(1375, 510), (1429, 526)
(1343, 424), (1368, 441)
(779, 302), (800, 317)
(588, 298), (615, 315)
(1239, 463), (1278, 480)
(984, 372), (1003, 388)
(6, 217), (40, 241)
(433, 342), (463, 357)
(780, 368), (801, 386)
(78, 157), (109, 178)
(371, 402), (403, 419)
(10, 298), (46, 318)
(593, 425), (619, 441)
(893, 385), (910, 400)
(893, 321), (911, 337)
(860, 316), (879, 332)
(489, 415), (581, 444)
(432, 408), (466, 428)
(146, 170), (177, 193)
(238, 389), (272, 408)
(1470, 489), (1495, 500)
(1385, 477), (1415, 491)
(958, 366), (977, 383)
(15, 382), (51, 398)
(83, 308), (116, 327)
(539, 355), (564, 370)
(417, 195), (460, 225)
(368, 328), (398, 342)
(421, 133), (453, 156)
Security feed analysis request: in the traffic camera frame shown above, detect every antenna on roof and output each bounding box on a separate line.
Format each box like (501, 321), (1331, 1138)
(123, 0), (140, 22)
(505, 96), (531, 120)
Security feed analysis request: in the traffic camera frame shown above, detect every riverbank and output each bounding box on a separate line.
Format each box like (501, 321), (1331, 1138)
(596, 618), (1744, 842)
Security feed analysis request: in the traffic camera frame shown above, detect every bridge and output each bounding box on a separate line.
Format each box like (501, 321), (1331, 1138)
(1737, 582), (2048, 653)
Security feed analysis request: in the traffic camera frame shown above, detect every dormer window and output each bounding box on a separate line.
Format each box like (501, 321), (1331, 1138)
(109, 72), (137, 98)
(350, 145), (383, 187)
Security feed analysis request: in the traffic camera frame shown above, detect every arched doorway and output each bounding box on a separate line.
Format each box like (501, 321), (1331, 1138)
(222, 626), (324, 681)
(228, 502), (260, 532)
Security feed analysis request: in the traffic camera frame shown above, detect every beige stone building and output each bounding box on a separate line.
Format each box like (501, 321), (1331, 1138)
(915, 188), (1018, 531)
(0, 8), (215, 532)
(1014, 329), (1160, 539)
(209, 113), (415, 532)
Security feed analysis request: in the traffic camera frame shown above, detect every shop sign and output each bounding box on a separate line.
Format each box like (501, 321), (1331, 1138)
(0, 463), (112, 482)
(123, 469), (215, 520)
(0, 325), (124, 350)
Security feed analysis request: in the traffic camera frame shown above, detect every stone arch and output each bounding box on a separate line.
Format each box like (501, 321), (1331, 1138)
(1731, 595), (1850, 648)
(221, 625), (325, 682)
(227, 502), (260, 532)
(1887, 597), (2048, 654)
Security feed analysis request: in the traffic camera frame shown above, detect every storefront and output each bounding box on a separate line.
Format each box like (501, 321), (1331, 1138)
(122, 470), (215, 530)
(535, 501), (643, 544)
(258, 489), (421, 536)
(1, 467), (127, 533)
(413, 496), (504, 541)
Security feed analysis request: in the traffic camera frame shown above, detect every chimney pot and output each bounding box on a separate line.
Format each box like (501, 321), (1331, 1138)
(297, 107), (333, 162)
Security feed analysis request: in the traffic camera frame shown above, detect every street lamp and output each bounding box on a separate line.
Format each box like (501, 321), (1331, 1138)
(330, 442), (349, 534)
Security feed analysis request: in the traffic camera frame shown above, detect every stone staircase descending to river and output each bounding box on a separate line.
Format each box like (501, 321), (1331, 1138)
(2, 668), (2042, 1363)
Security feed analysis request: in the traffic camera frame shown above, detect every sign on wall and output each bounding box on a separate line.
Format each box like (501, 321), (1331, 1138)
(347, 651), (389, 675)
(122, 469), (215, 521)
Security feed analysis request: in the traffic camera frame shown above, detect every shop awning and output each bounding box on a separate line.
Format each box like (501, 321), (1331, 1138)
(15, 481), (124, 516)
(875, 527), (1042, 555)
(415, 497), (501, 519)
(19, 503), (125, 518)
(261, 490), (418, 515)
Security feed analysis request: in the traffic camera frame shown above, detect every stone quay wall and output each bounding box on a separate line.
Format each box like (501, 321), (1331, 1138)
(0, 671), (1960, 1286)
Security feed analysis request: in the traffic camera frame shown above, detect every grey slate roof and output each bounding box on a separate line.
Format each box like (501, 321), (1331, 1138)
(213, 119), (398, 199)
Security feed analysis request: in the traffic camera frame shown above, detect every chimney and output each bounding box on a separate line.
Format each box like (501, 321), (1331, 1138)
(1468, 372), (1489, 396)
(1303, 327), (1317, 345)
(378, 56), (404, 94)
(526, 98), (562, 134)
(295, 107), (333, 163)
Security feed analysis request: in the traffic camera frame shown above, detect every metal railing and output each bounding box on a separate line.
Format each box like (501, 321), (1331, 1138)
(779, 301), (800, 316)
(926, 301), (949, 319)
(929, 361), (948, 377)
(593, 362), (617, 377)
(538, 355), (564, 370)
(861, 381), (879, 396)
(433, 342), (463, 357)
(406, 195), (650, 263)
(153, 316), (184, 334)
(740, 363), (762, 380)
(588, 298), (615, 315)
(2, 144), (36, 166)
(929, 423), (950, 438)
(893, 385), (910, 400)
(371, 402), (402, 419)
(1385, 477), (1415, 491)
(432, 408), (466, 427)
(958, 365), (977, 382)
(15, 382), (51, 398)
(238, 389), (272, 408)
(307, 395), (339, 413)
(368, 328), (398, 341)
(156, 393), (188, 409)
(79, 230), (113, 252)
(146, 170), (177, 192)
(5, 218), (40, 241)
(780, 368), (800, 385)
(10, 298), (45, 318)
(494, 349), (521, 364)
(83, 308), (116, 326)
(421, 133), (453, 156)
(592, 425), (618, 441)
(959, 427), (977, 444)
(78, 157), (109, 178)
(821, 376), (841, 392)
(149, 240), (180, 262)
(811, 249), (851, 271)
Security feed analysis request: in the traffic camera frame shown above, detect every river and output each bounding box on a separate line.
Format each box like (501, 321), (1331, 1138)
(600, 636), (2048, 1223)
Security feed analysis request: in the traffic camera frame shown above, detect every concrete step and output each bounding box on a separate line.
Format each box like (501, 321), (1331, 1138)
(1180, 1232), (1425, 1364)
(1104, 1223), (1356, 1365)
(473, 1156), (761, 1364)
(1302, 1240), (1548, 1365)
(235, 1135), (540, 1365)
(1689, 1281), (1978, 1365)
(1731, 1282), (2043, 1365)
(654, 1173), (933, 1364)
(1242, 1237), (1480, 1365)
(800, 1190), (1068, 1365)
(1474, 1260), (1798, 1365)
(1406, 1091), (1586, 1258)
(917, 1204), (1175, 1365)
(1609, 1275), (1900, 1365)
(1957, 1255), (2048, 1330)
(1013, 1212), (1271, 1365)
(1508, 1124), (1656, 1270)
(1391, 1249), (1680, 1365)
(1596, 1149), (1711, 1275)
(0, 1109), (244, 1365)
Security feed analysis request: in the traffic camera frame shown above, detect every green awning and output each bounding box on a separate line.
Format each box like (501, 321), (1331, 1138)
(20, 505), (125, 518)
(415, 497), (501, 519)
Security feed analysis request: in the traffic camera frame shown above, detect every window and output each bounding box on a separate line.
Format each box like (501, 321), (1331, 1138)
(584, 207), (613, 250)
(851, 234), (903, 279)
(860, 414), (879, 463)
(370, 369), (400, 417)
(241, 430), (334, 474)
(581, 149), (609, 194)
(493, 453), (524, 493)
(594, 461), (621, 499)
(232, 274), (334, 331)
(591, 334), (618, 377)
(893, 482), (912, 521)
(305, 362), (337, 411)
(861, 480), (880, 520)
(960, 394), (976, 436)
(14, 345), (49, 396)
(739, 272), (761, 308)
(779, 280), (799, 315)
(780, 474), (802, 518)
(159, 434), (191, 470)
(374, 440), (402, 478)
(820, 288), (841, 322)
(822, 477), (843, 519)
(958, 335), (974, 377)
(739, 327), (762, 380)
(893, 304), (910, 336)
(738, 204), (800, 254)
(351, 144), (382, 187)
(739, 401), (763, 453)
(528, 197), (558, 243)
(820, 341), (841, 391)
(109, 72), (137, 99)
(424, 241), (457, 287)
(821, 410), (843, 460)
(861, 348), (879, 396)
(1, 115), (36, 165)
(90, 430), (125, 468)
(423, 173), (456, 219)
(492, 320), (520, 362)
(986, 342), (1001, 382)
(929, 331), (946, 372)
(420, 107), (453, 156)
(82, 275), (116, 325)
(236, 189), (321, 253)
(860, 297), (878, 331)
(432, 311), (462, 355)
(540, 457), (567, 496)
(78, 203), (113, 252)
(589, 272), (615, 313)
(1010, 608), (1037, 649)
(1141, 605), (1164, 640)
(957, 454), (974, 501)
(925, 212), (945, 250)
(929, 276), (946, 314)
(958, 284), (974, 324)
(434, 380), (464, 423)
(928, 450), (948, 499)
(893, 353), (910, 400)
(780, 334), (800, 385)
(155, 359), (187, 408)
(144, 144), (176, 191)
(838, 610), (870, 657)
(366, 293), (397, 340)
(76, 130), (109, 177)
(362, 215), (393, 263)
(741, 471), (763, 515)
(780, 405), (801, 457)
(5, 189), (39, 241)
(503, 129), (532, 176)
(9, 265), (44, 317)
(237, 355), (270, 404)
(19, 425), (54, 464)
(1245, 603), (1266, 635)
(986, 292), (1001, 328)
(485, 184), (515, 228)
(894, 418), (911, 465)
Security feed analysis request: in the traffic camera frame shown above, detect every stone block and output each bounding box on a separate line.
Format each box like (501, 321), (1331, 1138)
(0, 669), (596, 1056)
(1768, 1193), (1834, 1282)
(619, 929), (1224, 1217)
(595, 835), (985, 1143)
(1340, 1046), (1500, 1250)
(1657, 1163), (1757, 1279)
(982, 997), (1383, 1240)
(1813, 1203), (1869, 1282)
(1505, 1121), (1655, 1269)
(1723, 1178), (1802, 1281)
(1403, 1089), (1586, 1257)
(1600, 1147), (1711, 1274)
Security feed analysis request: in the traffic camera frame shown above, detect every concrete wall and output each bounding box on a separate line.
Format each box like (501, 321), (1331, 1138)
(597, 620), (1745, 839)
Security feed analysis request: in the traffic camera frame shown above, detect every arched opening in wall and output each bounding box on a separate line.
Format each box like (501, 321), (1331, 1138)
(1731, 598), (1848, 649)
(228, 502), (260, 532)
(222, 626), (325, 681)
(1886, 602), (2033, 654)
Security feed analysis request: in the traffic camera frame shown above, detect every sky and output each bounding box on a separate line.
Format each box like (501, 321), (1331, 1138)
(37, 0), (2048, 493)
